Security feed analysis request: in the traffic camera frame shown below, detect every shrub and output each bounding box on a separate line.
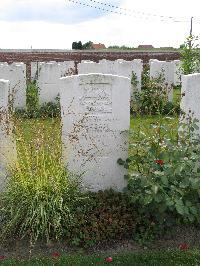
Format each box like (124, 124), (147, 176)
(39, 99), (61, 118)
(15, 82), (61, 119)
(118, 115), (200, 238)
(180, 35), (200, 74)
(132, 67), (179, 116)
(67, 189), (138, 247)
(26, 81), (39, 116)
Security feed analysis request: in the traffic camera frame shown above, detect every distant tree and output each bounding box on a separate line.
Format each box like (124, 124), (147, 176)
(77, 41), (83, 50)
(72, 41), (83, 50)
(108, 45), (133, 50)
(82, 41), (93, 50)
(72, 42), (77, 49)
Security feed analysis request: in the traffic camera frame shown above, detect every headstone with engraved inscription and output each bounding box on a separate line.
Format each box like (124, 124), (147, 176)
(60, 74), (130, 191)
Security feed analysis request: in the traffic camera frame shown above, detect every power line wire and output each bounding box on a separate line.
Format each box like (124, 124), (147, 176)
(67, 0), (191, 23)
(86, 0), (183, 21)
(88, 0), (200, 23)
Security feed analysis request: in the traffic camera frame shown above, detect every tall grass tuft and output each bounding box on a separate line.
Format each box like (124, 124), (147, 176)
(0, 117), (84, 245)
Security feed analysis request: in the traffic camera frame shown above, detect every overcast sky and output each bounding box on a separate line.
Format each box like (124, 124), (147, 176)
(0, 0), (199, 49)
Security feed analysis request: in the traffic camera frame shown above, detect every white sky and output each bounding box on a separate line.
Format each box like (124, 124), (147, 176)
(0, 0), (199, 49)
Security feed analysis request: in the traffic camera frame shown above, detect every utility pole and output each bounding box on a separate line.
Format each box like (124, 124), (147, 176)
(190, 17), (193, 36)
(189, 16), (193, 48)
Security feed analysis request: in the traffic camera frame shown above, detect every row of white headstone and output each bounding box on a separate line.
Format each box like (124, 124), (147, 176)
(32, 59), (182, 105)
(0, 72), (200, 192)
(0, 59), (182, 110)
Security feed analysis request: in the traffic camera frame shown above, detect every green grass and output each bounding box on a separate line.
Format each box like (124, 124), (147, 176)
(2, 250), (200, 265)
(173, 86), (181, 105)
(14, 114), (179, 164)
(18, 115), (178, 142)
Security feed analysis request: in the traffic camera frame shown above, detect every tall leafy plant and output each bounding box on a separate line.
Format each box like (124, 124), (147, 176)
(0, 118), (84, 245)
(118, 115), (200, 229)
(180, 35), (200, 74)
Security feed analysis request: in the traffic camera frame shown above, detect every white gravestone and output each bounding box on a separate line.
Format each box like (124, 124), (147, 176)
(78, 61), (108, 74)
(150, 60), (174, 102)
(0, 79), (17, 190)
(59, 61), (75, 77)
(0, 63), (26, 109)
(60, 74), (130, 192)
(37, 61), (75, 104)
(173, 60), (182, 86)
(181, 73), (200, 130)
(78, 59), (142, 100)
(37, 62), (61, 104)
(10, 63), (27, 109)
(114, 59), (143, 96)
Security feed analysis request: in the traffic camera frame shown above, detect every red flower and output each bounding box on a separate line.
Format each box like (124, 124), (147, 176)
(155, 159), (164, 166)
(0, 256), (6, 260)
(179, 243), (189, 250)
(52, 252), (60, 258)
(105, 257), (113, 263)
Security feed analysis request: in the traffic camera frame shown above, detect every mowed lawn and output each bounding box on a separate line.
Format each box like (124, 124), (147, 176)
(2, 249), (200, 266)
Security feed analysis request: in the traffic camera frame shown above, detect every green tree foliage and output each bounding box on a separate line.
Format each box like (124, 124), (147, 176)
(82, 41), (92, 50)
(72, 41), (93, 50)
(180, 35), (200, 74)
(108, 45), (133, 50)
(72, 41), (83, 50)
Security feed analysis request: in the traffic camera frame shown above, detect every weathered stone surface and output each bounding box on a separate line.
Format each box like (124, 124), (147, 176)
(37, 61), (75, 104)
(78, 59), (143, 99)
(114, 59), (143, 95)
(0, 63), (26, 109)
(10, 63), (27, 109)
(0, 79), (17, 190)
(181, 73), (200, 129)
(150, 59), (174, 101)
(60, 74), (130, 192)
(173, 60), (182, 86)
(59, 61), (75, 77)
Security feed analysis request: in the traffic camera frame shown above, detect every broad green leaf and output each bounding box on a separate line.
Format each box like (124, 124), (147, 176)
(160, 176), (168, 186)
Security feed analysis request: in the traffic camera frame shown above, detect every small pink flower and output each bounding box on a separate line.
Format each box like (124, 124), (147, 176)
(52, 252), (60, 258)
(179, 243), (189, 250)
(0, 256), (6, 260)
(105, 256), (113, 263)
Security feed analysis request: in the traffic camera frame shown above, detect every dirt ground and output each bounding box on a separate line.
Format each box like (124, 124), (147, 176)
(1, 225), (200, 260)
